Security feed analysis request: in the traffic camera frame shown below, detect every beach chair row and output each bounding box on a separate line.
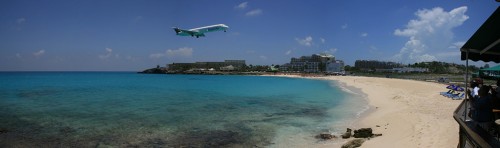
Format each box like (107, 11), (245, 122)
(440, 90), (465, 100)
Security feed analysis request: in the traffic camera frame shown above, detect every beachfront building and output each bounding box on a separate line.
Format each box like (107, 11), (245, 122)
(280, 53), (344, 73)
(220, 65), (235, 71)
(168, 60), (246, 71)
(326, 60), (345, 74)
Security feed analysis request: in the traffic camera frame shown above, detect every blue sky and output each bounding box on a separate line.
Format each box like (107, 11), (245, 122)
(0, 0), (498, 71)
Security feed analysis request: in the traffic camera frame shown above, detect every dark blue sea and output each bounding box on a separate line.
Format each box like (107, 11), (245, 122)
(0, 72), (367, 147)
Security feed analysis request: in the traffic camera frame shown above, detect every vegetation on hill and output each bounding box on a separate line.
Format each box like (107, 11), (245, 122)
(406, 61), (480, 74)
(347, 61), (482, 74)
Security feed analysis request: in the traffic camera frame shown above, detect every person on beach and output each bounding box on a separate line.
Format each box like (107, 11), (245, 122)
(467, 80), (480, 102)
(470, 85), (494, 122)
(470, 79), (481, 98)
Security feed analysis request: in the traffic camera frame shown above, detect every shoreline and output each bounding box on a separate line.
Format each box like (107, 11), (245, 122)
(265, 75), (462, 147)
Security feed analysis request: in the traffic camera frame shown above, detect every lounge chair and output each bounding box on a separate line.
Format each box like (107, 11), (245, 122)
(444, 92), (460, 98)
(451, 93), (465, 100)
(440, 90), (454, 96)
(442, 91), (458, 97)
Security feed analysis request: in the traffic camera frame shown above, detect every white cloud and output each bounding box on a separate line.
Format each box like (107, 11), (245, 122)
(150, 47), (193, 59)
(296, 36), (313, 47)
(285, 50), (292, 55)
(235, 2), (248, 9)
(126, 56), (138, 61)
(149, 53), (164, 59)
(16, 53), (21, 58)
(33, 49), (45, 57)
(320, 38), (325, 43)
(259, 55), (267, 60)
(17, 18), (26, 24)
(325, 48), (338, 54)
(435, 51), (461, 58)
(361, 33), (368, 37)
(448, 41), (465, 49)
(99, 48), (113, 59)
(393, 6), (469, 63)
(167, 47), (193, 57)
(341, 24), (348, 29)
(246, 9), (263, 16)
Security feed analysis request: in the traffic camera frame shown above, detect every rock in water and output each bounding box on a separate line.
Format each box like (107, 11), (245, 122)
(341, 139), (366, 148)
(341, 128), (352, 139)
(353, 128), (373, 138)
(0, 128), (8, 134)
(315, 133), (336, 140)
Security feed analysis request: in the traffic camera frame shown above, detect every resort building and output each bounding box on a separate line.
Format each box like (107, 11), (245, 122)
(280, 53), (344, 73)
(326, 60), (345, 74)
(219, 65), (235, 71)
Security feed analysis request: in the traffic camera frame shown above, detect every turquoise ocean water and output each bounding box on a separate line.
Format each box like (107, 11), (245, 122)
(0, 72), (366, 147)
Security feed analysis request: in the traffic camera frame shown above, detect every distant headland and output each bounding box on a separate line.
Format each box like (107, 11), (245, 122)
(139, 53), (484, 76)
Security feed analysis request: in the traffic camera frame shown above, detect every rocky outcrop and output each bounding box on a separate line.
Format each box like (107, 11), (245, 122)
(0, 128), (8, 134)
(315, 127), (381, 144)
(315, 133), (336, 140)
(351, 128), (383, 138)
(138, 68), (167, 74)
(353, 128), (373, 138)
(341, 139), (365, 148)
(341, 128), (352, 139)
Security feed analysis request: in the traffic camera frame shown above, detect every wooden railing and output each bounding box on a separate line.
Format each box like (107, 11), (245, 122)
(453, 99), (500, 148)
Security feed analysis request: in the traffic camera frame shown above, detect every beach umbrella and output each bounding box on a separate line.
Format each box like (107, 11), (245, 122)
(453, 86), (465, 91)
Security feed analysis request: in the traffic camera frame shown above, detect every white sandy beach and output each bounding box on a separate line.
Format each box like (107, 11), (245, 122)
(270, 75), (462, 147)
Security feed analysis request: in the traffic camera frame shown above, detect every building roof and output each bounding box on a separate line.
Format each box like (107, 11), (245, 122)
(460, 6), (500, 63)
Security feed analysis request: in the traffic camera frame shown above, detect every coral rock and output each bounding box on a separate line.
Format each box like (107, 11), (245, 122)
(341, 128), (352, 139)
(341, 138), (366, 148)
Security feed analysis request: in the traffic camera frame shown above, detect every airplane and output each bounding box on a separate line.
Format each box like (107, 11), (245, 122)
(173, 24), (229, 38)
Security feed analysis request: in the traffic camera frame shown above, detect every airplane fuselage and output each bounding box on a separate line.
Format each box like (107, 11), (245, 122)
(173, 24), (229, 38)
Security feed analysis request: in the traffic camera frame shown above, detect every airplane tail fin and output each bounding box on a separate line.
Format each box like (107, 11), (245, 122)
(172, 27), (181, 35)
